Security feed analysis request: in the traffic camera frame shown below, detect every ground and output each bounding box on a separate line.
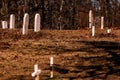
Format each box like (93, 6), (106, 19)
(0, 28), (120, 80)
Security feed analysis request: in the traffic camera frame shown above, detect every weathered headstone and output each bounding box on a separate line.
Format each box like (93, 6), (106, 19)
(22, 13), (29, 35)
(92, 25), (95, 37)
(89, 10), (93, 28)
(50, 57), (53, 78)
(101, 16), (104, 29)
(50, 57), (53, 67)
(34, 13), (40, 32)
(32, 64), (41, 80)
(10, 14), (15, 29)
(107, 29), (111, 34)
(2, 21), (8, 29)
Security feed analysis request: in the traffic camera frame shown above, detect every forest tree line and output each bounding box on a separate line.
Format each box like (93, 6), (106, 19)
(0, 0), (120, 29)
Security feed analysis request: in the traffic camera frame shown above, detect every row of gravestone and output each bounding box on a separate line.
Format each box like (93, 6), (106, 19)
(1, 13), (40, 35)
(1, 10), (105, 36)
(89, 10), (104, 29)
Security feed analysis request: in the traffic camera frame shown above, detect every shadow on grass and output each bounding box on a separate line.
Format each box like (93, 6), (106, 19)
(54, 64), (69, 74)
(80, 41), (120, 79)
(5, 40), (120, 79)
(82, 41), (120, 65)
(50, 40), (120, 79)
(6, 75), (34, 80)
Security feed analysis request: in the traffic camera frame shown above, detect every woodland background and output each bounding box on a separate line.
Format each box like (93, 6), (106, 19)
(0, 0), (120, 29)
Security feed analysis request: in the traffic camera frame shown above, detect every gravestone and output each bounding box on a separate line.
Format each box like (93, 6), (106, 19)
(22, 13), (29, 35)
(101, 16), (104, 29)
(34, 13), (40, 32)
(89, 10), (93, 28)
(50, 57), (54, 78)
(50, 57), (53, 67)
(2, 21), (8, 29)
(10, 14), (15, 29)
(92, 26), (95, 37)
(107, 29), (111, 34)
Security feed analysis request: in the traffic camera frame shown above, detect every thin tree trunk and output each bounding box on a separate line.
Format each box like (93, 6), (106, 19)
(59, 0), (64, 30)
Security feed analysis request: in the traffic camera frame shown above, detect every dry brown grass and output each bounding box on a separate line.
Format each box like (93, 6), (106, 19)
(0, 28), (120, 80)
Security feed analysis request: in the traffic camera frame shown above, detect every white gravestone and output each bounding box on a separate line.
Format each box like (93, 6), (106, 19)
(22, 13), (29, 35)
(107, 29), (111, 34)
(50, 57), (53, 78)
(89, 10), (93, 28)
(2, 21), (8, 29)
(101, 16), (104, 29)
(50, 57), (53, 67)
(10, 14), (15, 29)
(34, 13), (40, 32)
(92, 26), (95, 37)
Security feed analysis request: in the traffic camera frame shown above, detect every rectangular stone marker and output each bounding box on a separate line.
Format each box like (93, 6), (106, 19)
(50, 71), (53, 78)
(50, 57), (53, 78)
(101, 16), (104, 29)
(34, 13), (40, 32)
(89, 10), (93, 28)
(22, 13), (29, 35)
(2, 21), (8, 29)
(50, 57), (53, 67)
(92, 26), (95, 37)
(10, 14), (15, 29)
(107, 29), (111, 34)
